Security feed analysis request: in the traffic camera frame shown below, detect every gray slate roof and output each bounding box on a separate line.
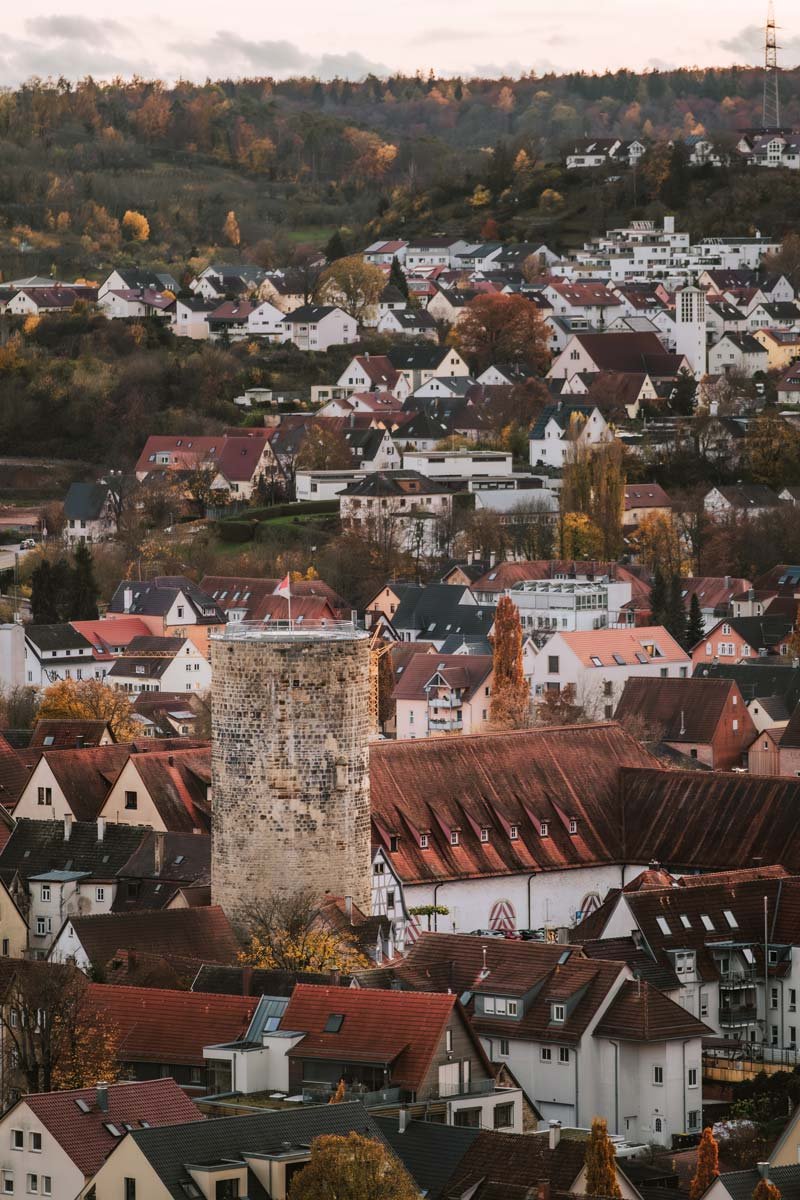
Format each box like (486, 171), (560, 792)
(128, 1103), (390, 1200)
(63, 482), (114, 522)
(0, 819), (148, 885)
(373, 1116), (481, 1199)
(717, 1166), (800, 1200)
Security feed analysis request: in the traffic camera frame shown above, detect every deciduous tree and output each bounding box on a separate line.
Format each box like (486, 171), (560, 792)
(456, 293), (550, 374)
(317, 255), (385, 323)
(239, 888), (370, 974)
(223, 210), (241, 248)
(690, 1128), (720, 1200)
(490, 595), (531, 730)
(121, 210), (150, 242)
(37, 678), (138, 741)
(297, 424), (352, 471)
(584, 1117), (622, 1199)
(561, 442), (626, 560)
(753, 1180), (781, 1200)
(289, 1132), (417, 1200)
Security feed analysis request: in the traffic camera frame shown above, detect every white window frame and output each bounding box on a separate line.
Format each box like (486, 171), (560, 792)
(653, 1064), (664, 1085)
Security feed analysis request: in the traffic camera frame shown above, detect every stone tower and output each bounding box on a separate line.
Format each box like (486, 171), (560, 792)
(210, 623), (372, 919)
(675, 285), (707, 378)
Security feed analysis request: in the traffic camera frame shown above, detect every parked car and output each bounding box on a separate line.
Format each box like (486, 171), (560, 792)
(19, 538), (36, 550)
(468, 929), (506, 939)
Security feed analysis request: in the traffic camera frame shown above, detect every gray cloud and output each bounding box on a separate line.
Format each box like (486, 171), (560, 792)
(408, 27), (485, 45)
(0, 34), (154, 84)
(719, 24), (765, 60)
(172, 31), (387, 79)
(25, 15), (127, 45)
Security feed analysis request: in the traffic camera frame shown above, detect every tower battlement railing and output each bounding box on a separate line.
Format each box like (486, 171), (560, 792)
(211, 619), (368, 642)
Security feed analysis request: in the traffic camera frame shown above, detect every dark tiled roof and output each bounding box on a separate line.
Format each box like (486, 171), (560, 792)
(391, 653), (492, 702)
(22, 1079), (203, 1178)
(70, 906), (240, 970)
(191, 964), (350, 996)
(30, 719), (112, 749)
(63, 482), (114, 522)
(115, 830), (210, 886)
(716, 1166), (800, 1200)
(25, 624), (94, 653)
(577, 936), (679, 990)
(0, 733), (28, 807)
(107, 749), (211, 833)
(443, 1130), (586, 1197)
(129, 1104), (390, 1200)
(593, 979), (710, 1041)
(373, 1116), (481, 1200)
(0, 818), (147, 884)
(692, 662), (800, 705)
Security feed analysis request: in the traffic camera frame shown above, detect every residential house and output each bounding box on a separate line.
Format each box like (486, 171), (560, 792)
(530, 626), (690, 719)
(548, 333), (689, 382)
(357, 932), (707, 1145)
(200, 575), (349, 624)
(705, 1165), (800, 1200)
(99, 268), (179, 298)
(529, 403), (614, 468)
(623, 483), (673, 528)
(207, 301), (254, 342)
(0, 817), (149, 955)
(707, 332), (769, 376)
(29, 720), (114, 750)
(704, 485), (784, 519)
(754, 328), (800, 370)
(208, 434), (281, 502)
(682, 577), (752, 631)
(6, 288), (95, 316)
(367, 582), (495, 648)
(749, 704), (800, 776)
(62, 483), (118, 545)
(172, 297), (216, 340)
(387, 345), (470, 392)
(133, 436), (221, 482)
(79, 1104), (394, 1200)
(334, 354), (403, 396)
(377, 308), (438, 340)
(106, 637), (211, 696)
(106, 577), (225, 656)
(281, 305), (356, 351)
(613, 676), (756, 769)
(690, 616), (794, 666)
(363, 238), (408, 264)
(98, 288), (174, 321)
(392, 653), (493, 740)
(339, 471), (454, 556)
(245, 298), (287, 341)
(0, 1079), (203, 1200)
(50, 906), (238, 976)
(573, 870), (800, 1055)
(693, 661), (800, 732)
(404, 238), (467, 271)
(23, 626), (96, 688)
(97, 746), (211, 832)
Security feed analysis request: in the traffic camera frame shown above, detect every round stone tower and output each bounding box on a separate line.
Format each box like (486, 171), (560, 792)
(210, 622), (372, 919)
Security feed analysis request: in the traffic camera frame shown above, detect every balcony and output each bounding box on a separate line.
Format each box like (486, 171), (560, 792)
(429, 1078), (497, 1101)
(429, 714), (464, 731)
(719, 1004), (759, 1025)
(719, 970), (758, 988)
(427, 693), (462, 709)
(302, 1084), (401, 1108)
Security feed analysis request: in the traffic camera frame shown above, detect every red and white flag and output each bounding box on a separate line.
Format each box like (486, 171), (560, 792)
(275, 573), (291, 598)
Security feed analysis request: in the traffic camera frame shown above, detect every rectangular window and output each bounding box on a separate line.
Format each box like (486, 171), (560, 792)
(124, 1181), (136, 1200)
(40, 1184), (49, 1199)
(450, 831), (459, 846)
(569, 818), (578, 834)
(540, 822), (549, 837)
(499, 1038), (510, 1056)
(688, 1110), (699, 1131)
(494, 1102), (514, 1129)
(36, 788), (51, 806)
(509, 825), (518, 841)
(28, 1134), (40, 1154)
(700, 992), (709, 1017)
(771, 987), (779, 1010)
(446, 1029), (453, 1053)
(3, 1174), (12, 1195)
(124, 791), (138, 810)
(552, 1003), (565, 1023)
(480, 828), (489, 843)
(688, 1068), (698, 1088)
(35, 918), (45, 937)
(507, 1000), (518, 1017)
(653, 1065), (664, 1085)
(10, 1132), (22, 1151)
(790, 989), (797, 1012)
(40, 886), (50, 903)
(559, 1047), (570, 1064)
(95, 888), (105, 903)
(547, 656), (559, 674)
(540, 1047), (552, 1062)
(484, 997), (496, 1014)
(419, 833), (428, 849)
(26, 1177), (36, 1195)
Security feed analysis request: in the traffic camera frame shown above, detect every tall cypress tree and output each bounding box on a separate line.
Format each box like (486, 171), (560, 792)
(650, 567), (667, 628)
(388, 255), (409, 300)
(686, 592), (705, 650)
(68, 542), (100, 621)
(666, 573), (687, 645)
(30, 560), (59, 625)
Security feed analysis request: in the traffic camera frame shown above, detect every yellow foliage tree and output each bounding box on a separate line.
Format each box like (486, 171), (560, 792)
(540, 188), (565, 212)
(317, 256), (386, 323)
(559, 512), (604, 560)
(328, 1079), (346, 1104)
(584, 1117), (622, 1198)
(753, 1180), (781, 1200)
(223, 210), (241, 248)
(121, 210), (150, 242)
(239, 889), (370, 974)
(490, 595), (531, 730)
(51, 1011), (120, 1091)
(689, 1128), (719, 1200)
(634, 511), (688, 576)
(289, 1133), (418, 1200)
(36, 678), (139, 742)
(469, 184), (492, 208)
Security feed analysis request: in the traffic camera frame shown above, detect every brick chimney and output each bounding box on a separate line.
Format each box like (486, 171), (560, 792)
(548, 1120), (561, 1150)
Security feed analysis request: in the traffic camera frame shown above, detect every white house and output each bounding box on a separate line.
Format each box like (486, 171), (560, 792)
(106, 636), (211, 696)
(62, 483), (118, 546)
(281, 304), (357, 351)
(509, 576), (634, 637)
(707, 332), (769, 376)
(246, 299), (288, 341)
(392, 653), (494, 740)
(530, 625), (690, 719)
(529, 403), (614, 468)
(402, 450), (513, 478)
(172, 297), (216, 340)
(23, 626), (97, 688)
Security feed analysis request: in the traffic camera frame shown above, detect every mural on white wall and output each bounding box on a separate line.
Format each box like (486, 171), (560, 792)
(489, 899), (516, 932)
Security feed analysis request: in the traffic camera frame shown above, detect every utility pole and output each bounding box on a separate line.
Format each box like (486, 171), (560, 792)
(763, 0), (781, 130)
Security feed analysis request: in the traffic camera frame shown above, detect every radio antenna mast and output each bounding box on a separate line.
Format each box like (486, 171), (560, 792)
(763, 0), (781, 129)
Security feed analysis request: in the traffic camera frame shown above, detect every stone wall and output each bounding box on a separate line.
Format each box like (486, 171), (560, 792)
(211, 631), (372, 918)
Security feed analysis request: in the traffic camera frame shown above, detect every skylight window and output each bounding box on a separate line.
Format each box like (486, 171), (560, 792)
(723, 910), (739, 929)
(743, 948), (755, 964)
(75, 1099), (91, 1113)
(324, 1014), (345, 1033)
(104, 1124), (122, 1137)
(680, 915), (691, 929)
(656, 916), (671, 935)
(590, 656), (602, 667)
(700, 914), (715, 931)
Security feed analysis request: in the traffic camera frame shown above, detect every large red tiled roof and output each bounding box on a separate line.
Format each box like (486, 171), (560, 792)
(85, 983), (257, 1065)
(0, 732), (28, 809)
(557, 625), (689, 668)
(30, 719), (112, 749)
(369, 723), (659, 885)
(391, 653), (492, 702)
(282, 983), (461, 1090)
(23, 1078), (203, 1178)
(114, 749), (211, 833)
(614, 676), (737, 743)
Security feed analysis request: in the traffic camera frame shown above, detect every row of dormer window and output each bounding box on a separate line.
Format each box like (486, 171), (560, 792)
(411, 818), (580, 851)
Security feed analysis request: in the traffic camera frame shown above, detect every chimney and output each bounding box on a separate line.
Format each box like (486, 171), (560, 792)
(489, 551), (496, 568)
(63, 814), (73, 843)
(679, 709), (686, 736)
(75, 735), (84, 749)
(538, 1184), (551, 1200)
(398, 1108), (409, 1134)
(97, 817), (106, 843)
(242, 964), (253, 996)
(123, 586), (133, 613)
(757, 1165), (770, 1181)
(548, 1120), (561, 1150)
(345, 895), (353, 924)
(154, 831), (165, 875)
(96, 1082), (109, 1113)
(724, 575), (731, 589)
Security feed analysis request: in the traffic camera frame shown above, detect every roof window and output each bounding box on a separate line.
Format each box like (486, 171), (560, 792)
(723, 910), (738, 929)
(656, 916), (671, 935)
(324, 1014), (345, 1033)
(700, 914), (715, 931)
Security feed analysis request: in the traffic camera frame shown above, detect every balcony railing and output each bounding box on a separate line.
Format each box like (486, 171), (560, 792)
(719, 970), (758, 987)
(301, 1085), (401, 1108)
(429, 1078), (497, 1101)
(719, 1005), (759, 1024)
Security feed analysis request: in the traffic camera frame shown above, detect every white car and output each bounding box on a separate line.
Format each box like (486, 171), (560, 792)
(19, 538), (36, 550)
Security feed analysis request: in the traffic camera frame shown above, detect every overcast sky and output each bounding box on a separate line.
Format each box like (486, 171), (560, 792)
(1, 2), (798, 84)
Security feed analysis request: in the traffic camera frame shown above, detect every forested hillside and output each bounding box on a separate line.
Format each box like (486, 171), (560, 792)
(2, 68), (800, 280)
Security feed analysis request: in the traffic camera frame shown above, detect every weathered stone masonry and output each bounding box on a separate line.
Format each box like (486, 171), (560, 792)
(210, 627), (372, 918)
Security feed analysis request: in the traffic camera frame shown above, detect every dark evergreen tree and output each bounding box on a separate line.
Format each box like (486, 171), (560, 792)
(686, 591), (705, 649)
(388, 255), (409, 300)
(325, 230), (346, 263)
(30, 558), (74, 625)
(670, 370), (697, 416)
(662, 142), (691, 209)
(486, 140), (514, 197)
(650, 567), (667, 627)
(68, 542), (99, 621)
(665, 573), (687, 644)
